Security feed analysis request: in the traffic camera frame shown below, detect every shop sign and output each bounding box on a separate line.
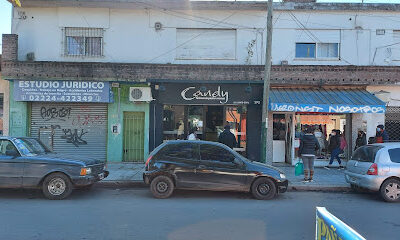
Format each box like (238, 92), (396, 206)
(270, 103), (385, 114)
(316, 207), (366, 240)
(13, 80), (112, 103)
(157, 83), (262, 105)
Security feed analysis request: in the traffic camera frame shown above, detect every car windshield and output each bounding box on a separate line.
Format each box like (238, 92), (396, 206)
(13, 138), (51, 156)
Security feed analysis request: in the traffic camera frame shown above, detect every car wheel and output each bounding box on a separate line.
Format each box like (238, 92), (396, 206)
(42, 173), (73, 200)
(251, 177), (277, 200)
(150, 175), (174, 199)
(380, 178), (400, 202)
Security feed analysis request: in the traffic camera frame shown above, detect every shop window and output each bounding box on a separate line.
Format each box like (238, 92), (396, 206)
(200, 144), (235, 162)
(163, 105), (186, 140)
(63, 27), (104, 57)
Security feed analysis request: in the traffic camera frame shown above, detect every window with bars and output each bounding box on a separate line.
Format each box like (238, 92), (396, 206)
(63, 27), (104, 57)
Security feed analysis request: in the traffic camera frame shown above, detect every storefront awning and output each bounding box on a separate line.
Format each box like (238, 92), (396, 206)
(269, 88), (386, 113)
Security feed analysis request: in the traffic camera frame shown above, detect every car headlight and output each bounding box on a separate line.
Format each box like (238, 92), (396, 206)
(80, 167), (92, 176)
(280, 173), (286, 179)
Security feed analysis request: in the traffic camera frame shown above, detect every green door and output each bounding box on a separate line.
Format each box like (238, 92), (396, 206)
(123, 112), (145, 162)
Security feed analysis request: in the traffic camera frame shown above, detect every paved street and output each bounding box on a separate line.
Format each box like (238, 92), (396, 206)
(0, 187), (398, 240)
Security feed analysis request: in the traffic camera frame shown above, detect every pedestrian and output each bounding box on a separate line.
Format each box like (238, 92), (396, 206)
(325, 129), (344, 169)
(314, 127), (325, 158)
(355, 130), (367, 150)
(218, 125), (237, 149)
(187, 128), (198, 140)
(299, 128), (320, 182)
(375, 124), (389, 143)
(339, 130), (347, 154)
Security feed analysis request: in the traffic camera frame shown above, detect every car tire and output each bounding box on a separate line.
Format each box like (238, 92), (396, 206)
(380, 178), (400, 203)
(251, 177), (277, 200)
(150, 175), (174, 199)
(42, 173), (73, 200)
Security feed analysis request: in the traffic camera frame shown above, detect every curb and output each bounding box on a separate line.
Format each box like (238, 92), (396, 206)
(94, 181), (147, 188)
(94, 180), (351, 192)
(288, 185), (351, 192)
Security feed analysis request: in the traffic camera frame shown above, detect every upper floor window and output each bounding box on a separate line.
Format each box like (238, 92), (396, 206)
(295, 43), (339, 59)
(63, 27), (104, 57)
(176, 28), (236, 60)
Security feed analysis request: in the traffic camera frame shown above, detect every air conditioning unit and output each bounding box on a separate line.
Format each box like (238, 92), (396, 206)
(129, 87), (154, 102)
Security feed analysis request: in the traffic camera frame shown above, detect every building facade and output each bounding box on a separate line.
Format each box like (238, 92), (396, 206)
(2, 0), (400, 164)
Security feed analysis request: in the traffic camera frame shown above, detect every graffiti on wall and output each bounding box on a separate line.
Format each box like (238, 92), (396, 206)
(61, 128), (88, 147)
(40, 107), (72, 121)
(270, 104), (385, 114)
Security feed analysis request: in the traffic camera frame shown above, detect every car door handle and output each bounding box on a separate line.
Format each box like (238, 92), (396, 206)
(198, 165), (207, 169)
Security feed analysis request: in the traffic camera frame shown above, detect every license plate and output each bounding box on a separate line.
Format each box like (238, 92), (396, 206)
(98, 173), (105, 180)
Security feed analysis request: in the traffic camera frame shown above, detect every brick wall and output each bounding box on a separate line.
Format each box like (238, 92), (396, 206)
(2, 34), (18, 61)
(1, 60), (399, 86)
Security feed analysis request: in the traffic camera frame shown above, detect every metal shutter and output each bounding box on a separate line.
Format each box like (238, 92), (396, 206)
(30, 102), (107, 161)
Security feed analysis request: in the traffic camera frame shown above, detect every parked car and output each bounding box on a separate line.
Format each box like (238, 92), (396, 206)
(345, 143), (400, 202)
(143, 140), (288, 200)
(0, 137), (109, 200)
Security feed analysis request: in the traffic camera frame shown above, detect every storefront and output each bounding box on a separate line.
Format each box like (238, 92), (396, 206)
(150, 82), (263, 161)
(11, 80), (151, 163)
(269, 87), (386, 165)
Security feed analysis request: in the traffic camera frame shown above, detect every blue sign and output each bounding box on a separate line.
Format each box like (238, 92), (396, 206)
(316, 207), (366, 240)
(270, 103), (385, 114)
(14, 80), (112, 103)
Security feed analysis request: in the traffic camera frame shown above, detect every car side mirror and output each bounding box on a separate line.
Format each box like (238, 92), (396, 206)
(6, 150), (19, 158)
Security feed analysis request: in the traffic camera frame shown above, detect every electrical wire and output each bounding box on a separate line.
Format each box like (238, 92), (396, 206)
(146, 12), (237, 63)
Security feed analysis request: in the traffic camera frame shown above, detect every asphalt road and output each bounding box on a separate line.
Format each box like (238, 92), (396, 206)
(0, 187), (398, 240)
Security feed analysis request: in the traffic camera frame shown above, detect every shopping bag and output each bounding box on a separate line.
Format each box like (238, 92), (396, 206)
(295, 161), (304, 176)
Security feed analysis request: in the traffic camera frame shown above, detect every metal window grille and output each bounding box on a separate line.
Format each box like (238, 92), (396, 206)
(63, 27), (104, 57)
(385, 107), (400, 141)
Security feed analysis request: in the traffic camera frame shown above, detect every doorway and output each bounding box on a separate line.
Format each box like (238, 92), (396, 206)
(123, 112), (145, 162)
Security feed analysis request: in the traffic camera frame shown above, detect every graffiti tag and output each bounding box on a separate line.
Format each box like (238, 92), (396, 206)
(61, 129), (88, 147)
(40, 107), (72, 121)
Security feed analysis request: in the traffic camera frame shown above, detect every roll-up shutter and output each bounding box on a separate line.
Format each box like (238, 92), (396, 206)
(30, 102), (107, 161)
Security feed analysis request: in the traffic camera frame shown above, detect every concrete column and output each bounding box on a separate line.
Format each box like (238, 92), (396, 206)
(0, 77), (10, 135)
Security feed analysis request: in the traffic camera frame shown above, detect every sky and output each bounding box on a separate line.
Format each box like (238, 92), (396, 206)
(1, 0), (400, 53)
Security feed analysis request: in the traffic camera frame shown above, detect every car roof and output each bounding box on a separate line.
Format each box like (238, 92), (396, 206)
(368, 142), (400, 150)
(163, 140), (226, 147)
(0, 136), (37, 140)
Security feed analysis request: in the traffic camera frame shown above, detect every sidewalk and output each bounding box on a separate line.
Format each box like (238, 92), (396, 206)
(99, 163), (351, 191)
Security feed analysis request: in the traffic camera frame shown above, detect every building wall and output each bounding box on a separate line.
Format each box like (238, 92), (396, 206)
(0, 77), (10, 135)
(107, 84), (150, 162)
(367, 85), (400, 107)
(11, 7), (400, 66)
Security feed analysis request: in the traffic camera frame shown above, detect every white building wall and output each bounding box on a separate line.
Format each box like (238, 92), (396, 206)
(11, 7), (400, 66)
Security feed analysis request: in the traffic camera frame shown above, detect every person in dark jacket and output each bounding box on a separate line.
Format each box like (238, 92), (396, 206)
(375, 124), (389, 143)
(299, 128), (320, 182)
(325, 129), (344, 169)
(218, 125), (237, 149)
(355, 130), (367, 150)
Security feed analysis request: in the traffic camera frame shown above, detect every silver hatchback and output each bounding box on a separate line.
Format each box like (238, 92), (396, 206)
(345, 143), (400, 202)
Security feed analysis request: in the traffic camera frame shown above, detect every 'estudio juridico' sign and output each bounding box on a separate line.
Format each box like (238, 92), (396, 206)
(14, 80), (111, 103)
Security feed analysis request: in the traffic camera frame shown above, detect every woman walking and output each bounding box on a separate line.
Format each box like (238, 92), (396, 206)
(299, 128), (320, 182)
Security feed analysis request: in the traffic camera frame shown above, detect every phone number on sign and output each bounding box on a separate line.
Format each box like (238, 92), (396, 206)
(27, 95), (98, 102)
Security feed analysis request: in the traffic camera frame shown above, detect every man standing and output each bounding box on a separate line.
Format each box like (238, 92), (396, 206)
(299, 128), (320, 182)
(375, 124), (389, 143)
(218, 125), (237, 149)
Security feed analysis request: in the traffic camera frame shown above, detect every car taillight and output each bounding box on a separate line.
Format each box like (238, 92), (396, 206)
(367, 163), (378, 175)
(145, 155), (153, 168)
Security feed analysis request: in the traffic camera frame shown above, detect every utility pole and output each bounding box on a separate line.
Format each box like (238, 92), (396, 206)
(261, 0), (273, 163)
